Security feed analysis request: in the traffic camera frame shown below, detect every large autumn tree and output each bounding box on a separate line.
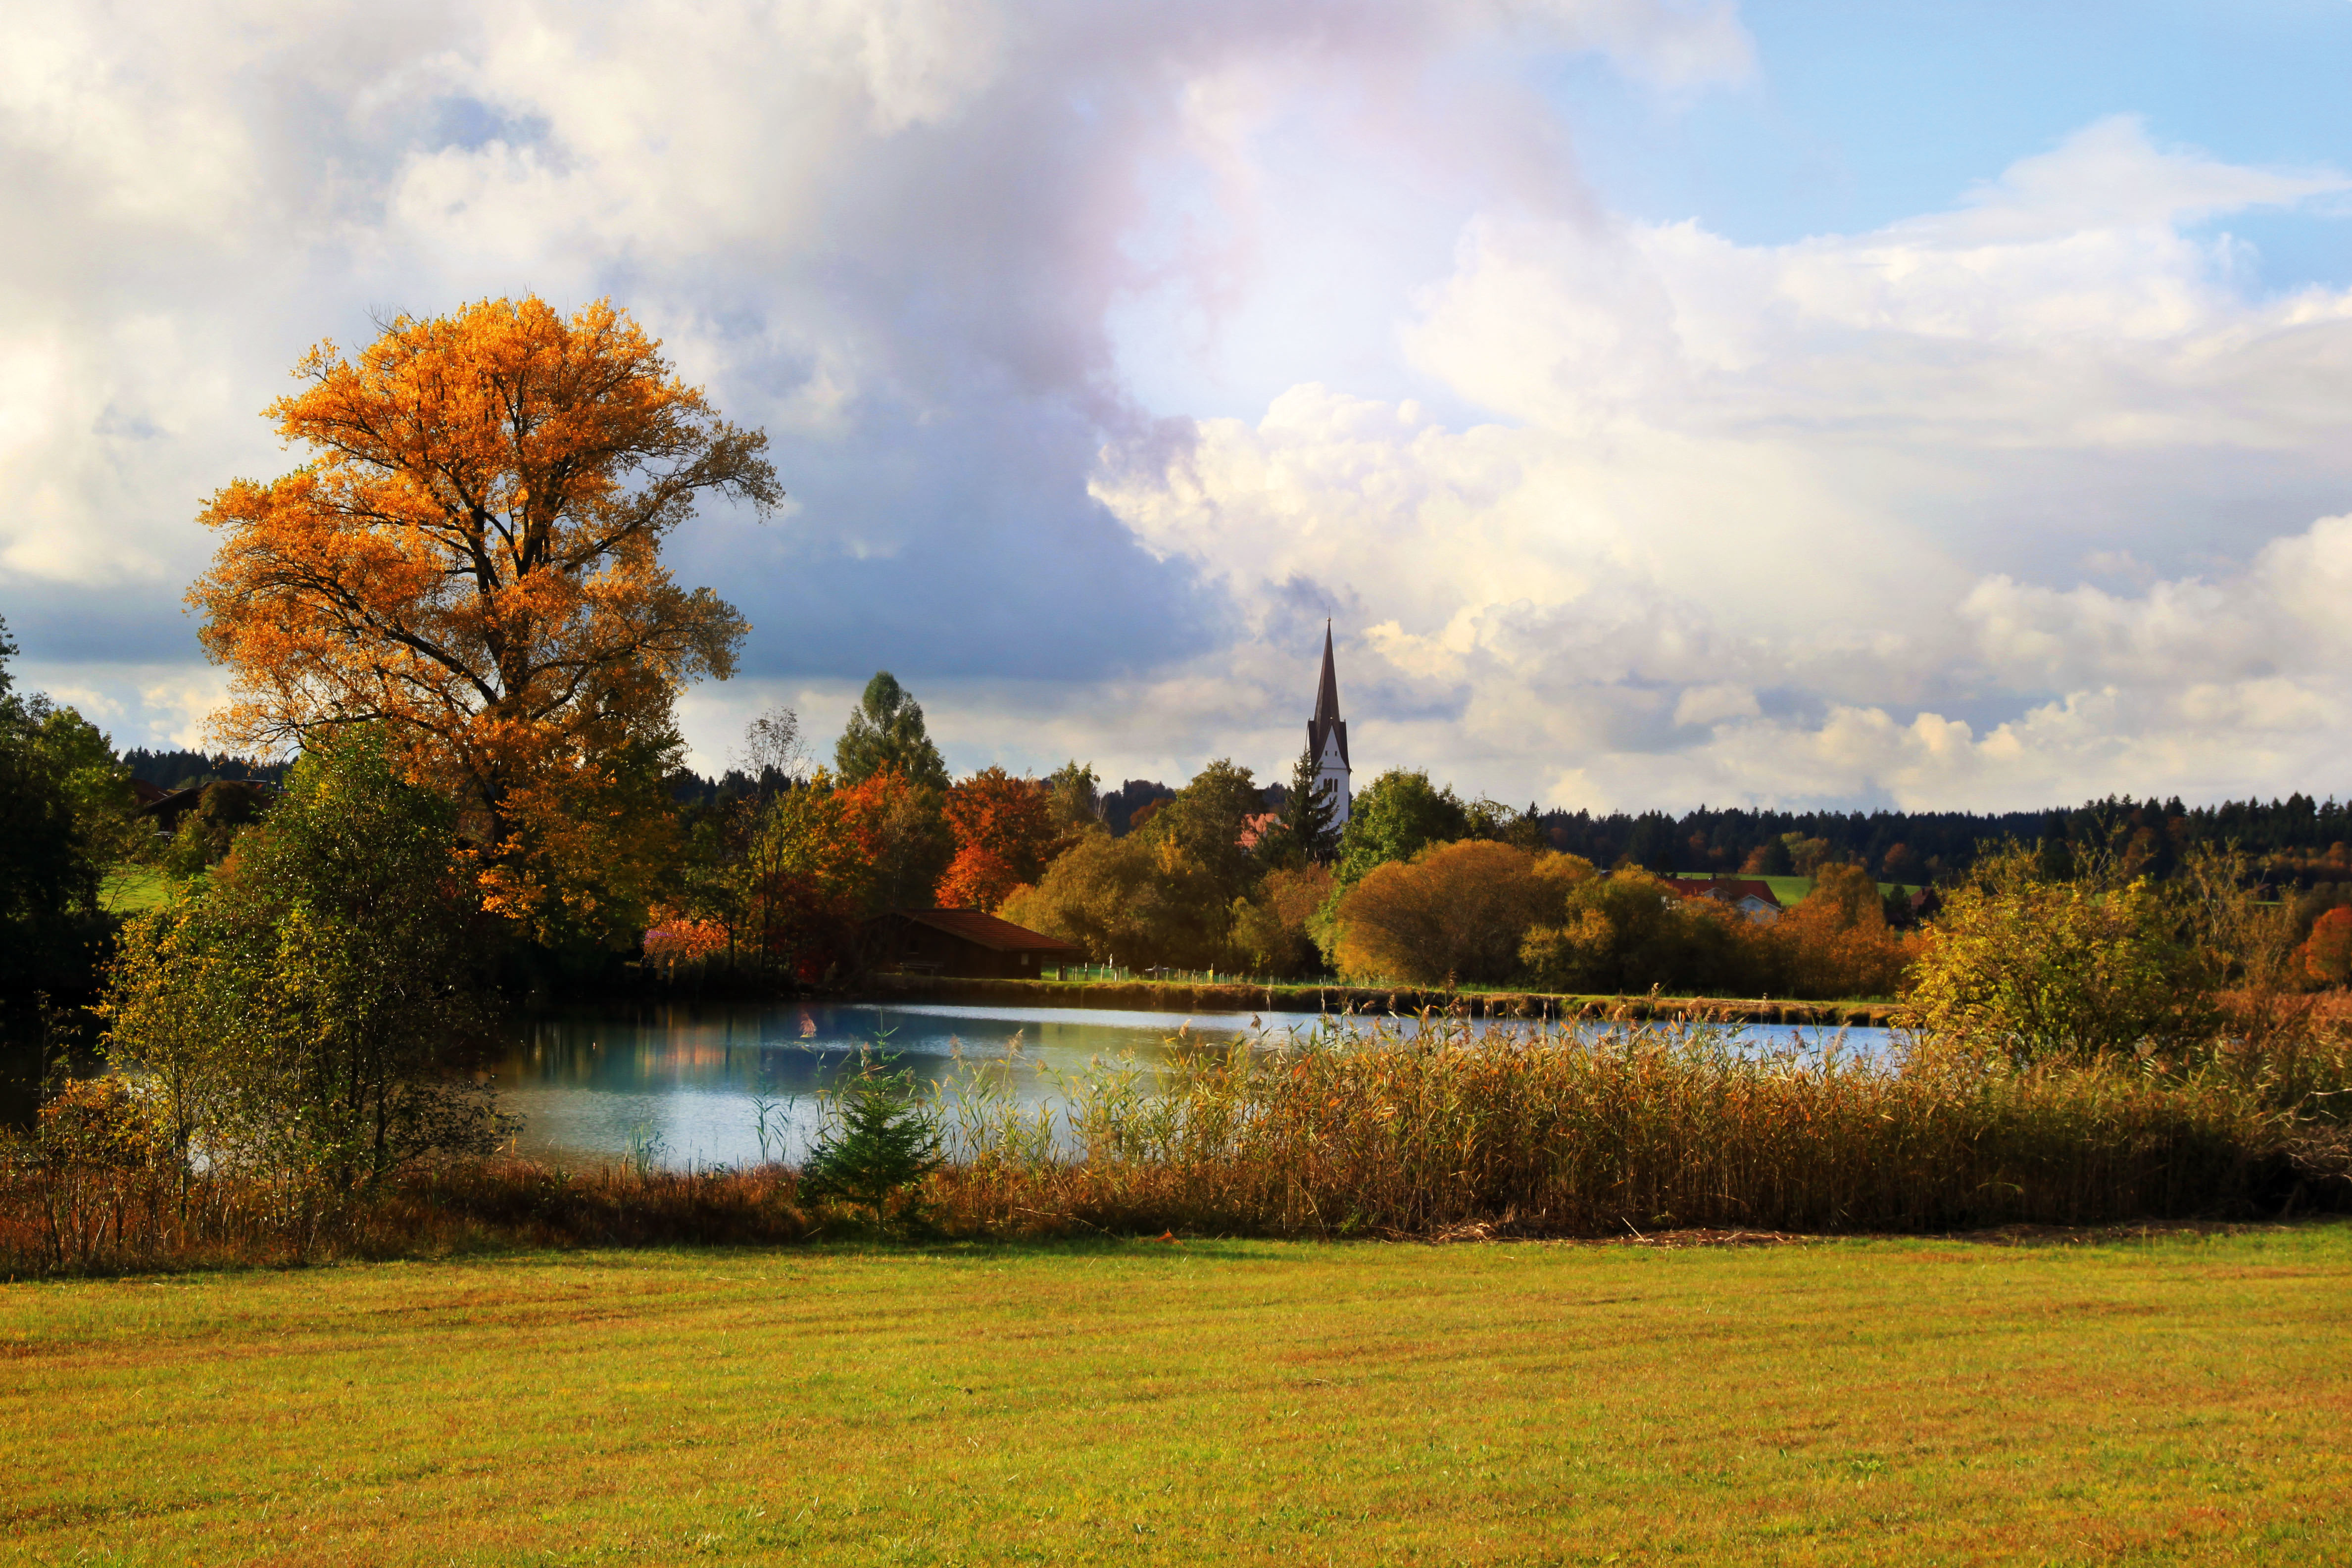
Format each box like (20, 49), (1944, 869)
(192, 296), (781, 939)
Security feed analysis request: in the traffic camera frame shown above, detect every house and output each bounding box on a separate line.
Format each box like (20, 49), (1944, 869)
(138, 779), (278, 836)
(1670, 877), (1785, 926)
(865, 907), (1086, 980)
(1238, 810), (1282, 850)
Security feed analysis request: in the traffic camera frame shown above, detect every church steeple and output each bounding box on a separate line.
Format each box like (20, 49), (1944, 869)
(1308, 621), (1348, 768)
(1305, 622), (1352, 828)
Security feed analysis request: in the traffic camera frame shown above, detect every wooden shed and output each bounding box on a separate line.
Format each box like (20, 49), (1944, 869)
(866, 908), (1086, 980)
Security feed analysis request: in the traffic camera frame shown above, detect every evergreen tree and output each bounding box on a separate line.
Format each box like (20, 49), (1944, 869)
(1276, 745), (1337, 864)
(834, 672), (951, 789)
(800, 1059), (944, 1225)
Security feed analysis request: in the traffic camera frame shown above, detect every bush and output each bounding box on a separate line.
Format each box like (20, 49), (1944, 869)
(1898, 845), (2211, 1061)
(1330, 841), (1591, 985)
(1519, 869), (1756, 995)
(999, 831), (1228, 970)
(1229, 864), (1334, 979)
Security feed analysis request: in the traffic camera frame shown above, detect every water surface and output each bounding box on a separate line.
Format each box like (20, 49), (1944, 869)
(492, 1000), (1892, 1169)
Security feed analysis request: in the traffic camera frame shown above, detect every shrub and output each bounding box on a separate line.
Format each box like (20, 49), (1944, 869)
(1519, 869), (1755, 995)
(1331, 841), (1592, 985)
(1898, 845), (2210, 1061)
(1229, 863), (1335, 979)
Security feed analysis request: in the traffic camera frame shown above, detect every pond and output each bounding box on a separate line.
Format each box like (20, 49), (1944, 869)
(492, 1001), (1895, 1170)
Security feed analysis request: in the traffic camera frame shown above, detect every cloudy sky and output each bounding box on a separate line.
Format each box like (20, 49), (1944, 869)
(7, 0), (2352, 812)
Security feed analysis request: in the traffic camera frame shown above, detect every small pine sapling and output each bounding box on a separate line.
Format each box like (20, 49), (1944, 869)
(799, 1058), (943, 1227)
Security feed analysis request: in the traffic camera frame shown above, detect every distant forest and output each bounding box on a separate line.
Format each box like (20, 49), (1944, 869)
(1545, 793), (2352, 890)
(236, 747), (2352, 892)
(123, 749), (292, 792)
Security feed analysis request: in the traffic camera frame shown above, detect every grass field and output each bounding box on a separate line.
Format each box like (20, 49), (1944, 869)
(5, 1225), (2350, 1565)
(97, 864), (169, 915)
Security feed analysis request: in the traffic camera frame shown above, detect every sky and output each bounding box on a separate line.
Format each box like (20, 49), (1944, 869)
(5, 0), (2352, 813)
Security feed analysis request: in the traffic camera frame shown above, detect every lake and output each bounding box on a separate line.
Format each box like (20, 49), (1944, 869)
(492, 1000), (1894, 1169)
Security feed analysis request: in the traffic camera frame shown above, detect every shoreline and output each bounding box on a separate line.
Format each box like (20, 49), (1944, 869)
(853, 972), (1899, 1028)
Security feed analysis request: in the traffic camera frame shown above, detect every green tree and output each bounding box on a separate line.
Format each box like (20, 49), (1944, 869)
(1331, 768), (1470, 887)
(1518, 869), (1756, 996)
(0, 618), (115, 997)
(1044, 759), (1106, 848)
(835, 672), (950, 790)
(158, 782), (271, 881)
(1138, 760), (1263, 909)
(103, 726), (499, 1184)
(1270, 746), (1337, 866)
(800, 1057), (944, 1227)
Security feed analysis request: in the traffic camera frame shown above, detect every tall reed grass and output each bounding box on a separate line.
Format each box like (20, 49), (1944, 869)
(3, 1014), (2345, 1276)
(928, 1015), (2351, 1238)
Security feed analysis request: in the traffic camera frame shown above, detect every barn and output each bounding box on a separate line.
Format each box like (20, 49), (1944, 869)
(866, 908), (1086, 980)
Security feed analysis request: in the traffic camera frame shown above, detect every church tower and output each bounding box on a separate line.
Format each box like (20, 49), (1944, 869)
(1306, 624), (1351, 829)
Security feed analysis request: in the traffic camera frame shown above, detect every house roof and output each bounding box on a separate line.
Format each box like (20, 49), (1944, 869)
(886, 907), (1084, 955)
(1671, 877), (1784, 908)
(1238, 810), (1282, 850)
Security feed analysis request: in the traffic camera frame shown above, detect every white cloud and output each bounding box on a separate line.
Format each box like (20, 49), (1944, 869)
(1092, 119), (2352, 809)
(5, 5), (2351, 815)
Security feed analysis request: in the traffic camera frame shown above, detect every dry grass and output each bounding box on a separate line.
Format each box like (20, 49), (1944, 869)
(4, 1225), (2351, 1564)
(4, 1016), (2346, 1278)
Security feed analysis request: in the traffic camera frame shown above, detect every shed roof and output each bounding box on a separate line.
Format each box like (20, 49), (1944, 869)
(886, 907), (1084, 955)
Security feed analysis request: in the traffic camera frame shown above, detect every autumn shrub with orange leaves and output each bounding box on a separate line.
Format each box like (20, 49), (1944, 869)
(191, 296), (781, 945)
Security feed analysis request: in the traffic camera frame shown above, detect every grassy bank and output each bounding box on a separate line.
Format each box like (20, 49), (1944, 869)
(6, 1226), (2351, 1564)
(865, 971), (1903, 1025)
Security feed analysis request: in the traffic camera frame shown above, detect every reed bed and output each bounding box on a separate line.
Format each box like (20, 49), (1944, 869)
(2, 1015), (2345, 1276)
(930, 1015), (2352, 1238)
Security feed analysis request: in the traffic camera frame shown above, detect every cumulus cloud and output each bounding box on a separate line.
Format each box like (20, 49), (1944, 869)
(1095, 118), (2352, 807)
(5, 4), (2351, 812)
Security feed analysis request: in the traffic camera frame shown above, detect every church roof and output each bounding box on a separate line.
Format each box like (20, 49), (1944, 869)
(1307, 624), (1349, 769)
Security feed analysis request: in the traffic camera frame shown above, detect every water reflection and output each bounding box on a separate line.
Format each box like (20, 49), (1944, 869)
(493, 1001), (1891, 1170)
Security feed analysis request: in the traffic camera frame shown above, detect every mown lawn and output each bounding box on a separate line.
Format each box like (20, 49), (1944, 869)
(4, 1225), (2349, 1565)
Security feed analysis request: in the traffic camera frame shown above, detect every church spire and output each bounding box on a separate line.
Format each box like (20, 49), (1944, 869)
(1307, 621), (1348, 769)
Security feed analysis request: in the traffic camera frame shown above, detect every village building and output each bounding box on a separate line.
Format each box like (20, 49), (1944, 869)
(865, 907), (1085, 980)
(1670, 877), (1785, 925)
(1307, 623), (1352, 830)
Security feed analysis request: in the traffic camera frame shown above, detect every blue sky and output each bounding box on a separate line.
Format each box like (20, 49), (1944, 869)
(5, 0), (2351, 811)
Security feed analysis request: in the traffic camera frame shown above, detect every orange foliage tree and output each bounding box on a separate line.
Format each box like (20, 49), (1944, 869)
(2299, 906), (2352, 987)
(190, 296), (781, 939)
(1766, 862), (1922, 999)
(836, 767), (954, 912)
(937, 767), (1055, 912)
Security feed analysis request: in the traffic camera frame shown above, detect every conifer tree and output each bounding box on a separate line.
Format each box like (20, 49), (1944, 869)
(1277, 745), (1337, 865)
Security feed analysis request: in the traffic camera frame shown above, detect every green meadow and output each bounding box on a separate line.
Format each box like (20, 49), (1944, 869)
(96, 864), (169, 916)
(6, 1224), (2349, 1565)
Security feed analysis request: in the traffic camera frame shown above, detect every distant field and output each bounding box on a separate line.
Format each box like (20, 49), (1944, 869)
(5, 1225), (2348, 1564)
(1668, 874), (1924, 904)
(96, 864), (168, 915)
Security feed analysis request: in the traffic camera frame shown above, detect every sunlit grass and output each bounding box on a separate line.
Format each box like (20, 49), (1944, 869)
(4, 1225), (2349, 1564)
(96, 864), (169, 915)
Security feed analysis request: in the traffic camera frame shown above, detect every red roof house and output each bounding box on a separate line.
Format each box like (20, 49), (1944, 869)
(865, 908), (1087, 979)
